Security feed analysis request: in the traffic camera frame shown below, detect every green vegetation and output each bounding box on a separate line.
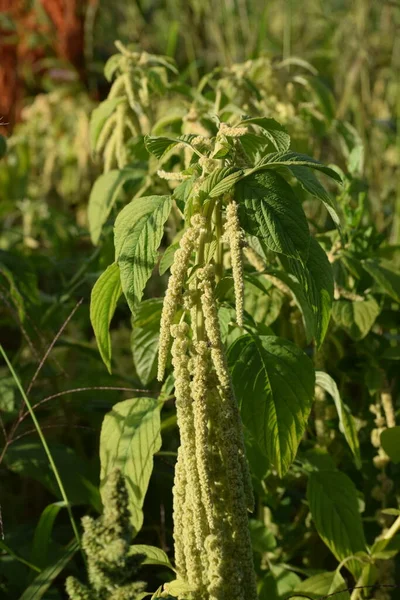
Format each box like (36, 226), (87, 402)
(0, 2), (399, 600)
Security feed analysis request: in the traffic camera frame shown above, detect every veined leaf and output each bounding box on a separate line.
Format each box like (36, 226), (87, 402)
(332, 297), (380, 340)
(131, 299), (163, 386)
(114, 195), (172, 315)
(228, 335), (315, 476)
(288, 165), (341, 226)
(130, 545), (174, 570)
(88, 169), (144, 245)
(307, 470), (367, 576)
(282, 237), (334, 345)
(246, 150), (342, 183)
(235, 171), (310, 261)
(90, 97), (123, 150)
(380, 427), (400, 463)
(291, 570), (350, 600)
(18, 540), (78, 600)
(90, 263), (122, 373)
(239, 117), (290, 152)
(144, 134), (198, 161)
(362, 259), (400, 302)
(315, 371), (361, 468)
(100, 397), (162, 533)
(198, 167), (243, 204)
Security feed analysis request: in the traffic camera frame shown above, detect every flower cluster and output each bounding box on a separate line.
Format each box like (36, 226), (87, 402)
(159, 236), (257, 599)
(223, 201), (245, 327)
(65, 470), (146, 600)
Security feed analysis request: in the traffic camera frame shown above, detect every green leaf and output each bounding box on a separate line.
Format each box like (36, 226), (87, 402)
(315, 371), (361, 468)
(249, 519), (277, 553)
(243, 276), (283, 326)
(332, 297), (380, 340)
(380, 427), (400, 463)
(90, 263), (122, 373)
(288, 165), (341, 226)
(282, 237), (334, 345)
(228, 335), (315, 477)
(88, 169), (143, 245)
(159, 243), (179, 275)
(235, 171), (310, 261)
(90, 97), (123, 150)
(198, 167), (243, 204)
(144, 134), (197, 161)
(381, 508), (400, 516)
(246, 151), (342, 182)
(18, 540), (78, 600)
(131, 300), (163, 386)
(100, 397), (162, 533)
(130, 545), (174, 570)
(259, 573), (279, 600)
(31, 502), (67, 569)
(290, 570), (350, 600)
(163, 579), (193, 597)
(307, 470), (367, 575)
(362, 259), (400, 302)
(104, 54), (121, 81)
(114, 195), (172, 314)
(239, 117), (291, 152)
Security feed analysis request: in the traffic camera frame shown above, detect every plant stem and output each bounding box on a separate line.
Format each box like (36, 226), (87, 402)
(214, 200), (223, 283)
(195, 227), (206, 341)
(0, 344), (84, 563)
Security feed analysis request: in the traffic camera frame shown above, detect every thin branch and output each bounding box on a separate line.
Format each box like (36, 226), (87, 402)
(10, 423), (95, 445)
(26, 297), (83, 396)
(19, 386), (151, 422)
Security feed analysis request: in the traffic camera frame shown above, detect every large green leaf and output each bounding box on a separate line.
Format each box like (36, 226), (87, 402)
(307, 470), (367, 575)
(88, 169), (143, 245)
(90, 262), (122, 373)
(114, 195), (172, 314)
(288, 165), (341, 226)
(130, 545), (174, 570)
(282, 237), (334, 345)
(246, 151), (342, 182)
(18, 540), (78, 600)
(362, 259), (400, 302)
(290, 570), (350, 600)
(239, 117), (291, 152)
(144, 134), (197, 161)
(131, 299), (163, 386)
(198, 167), (243, 204)
(235, 171), (310, 261)
(228, 335), (315, 476)
(332, 297), (380, 340)
(380, 427), (400, 463)
(315, 371), (361, 468)
(100, 397), (162, 533)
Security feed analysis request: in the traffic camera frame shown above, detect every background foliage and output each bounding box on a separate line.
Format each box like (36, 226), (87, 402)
(0, 1), (399, 599)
